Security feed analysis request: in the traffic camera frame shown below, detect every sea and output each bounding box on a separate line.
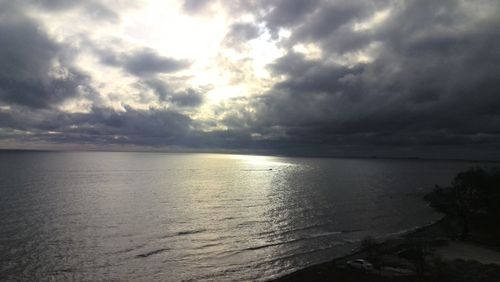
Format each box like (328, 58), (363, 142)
(0, 151), (478, 281)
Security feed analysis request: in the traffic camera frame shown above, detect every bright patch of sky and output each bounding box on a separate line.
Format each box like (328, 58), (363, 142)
(28, 0), (286, 116)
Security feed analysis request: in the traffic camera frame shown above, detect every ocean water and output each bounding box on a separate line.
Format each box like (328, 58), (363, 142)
(0, 151), (474, 281)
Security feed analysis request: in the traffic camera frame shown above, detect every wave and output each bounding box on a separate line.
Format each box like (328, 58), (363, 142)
(135, 248), (170, 258)
(192, 242), (222, 250)
(176, 228), (207, 236)
(236, 220), (268, 227)
(244, 231), (343, 251)
(263, 223), (352, 238)
(191, 241), (355, 282)
(158, 228), (208, 239)
(253, 240), (351, 268)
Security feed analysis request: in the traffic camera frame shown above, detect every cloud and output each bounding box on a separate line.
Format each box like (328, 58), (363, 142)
(29, 0), (119, 22)
(140, 79), (204, 107)
(1, 0), (500, 159)
(99, 48), (189, 77)
(0, 3), (91, 109)
(214, 0), (500, 158)
(224, 22), (262, 46)
(182, 0), (211, 14)
(0, 104), (259, 151)
(261, 0), (321, 36)
(0, 105), (193, 146)
(122, 49), (188, 77)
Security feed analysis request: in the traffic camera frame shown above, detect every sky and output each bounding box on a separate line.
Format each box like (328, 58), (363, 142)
(0, 0), (499, 160)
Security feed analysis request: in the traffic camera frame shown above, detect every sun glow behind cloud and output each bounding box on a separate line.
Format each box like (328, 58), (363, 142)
(121, 1), (227, 60)
(29, 0), (285, 114)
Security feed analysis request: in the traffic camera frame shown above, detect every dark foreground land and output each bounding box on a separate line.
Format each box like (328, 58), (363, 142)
(274, 217), (500, 282)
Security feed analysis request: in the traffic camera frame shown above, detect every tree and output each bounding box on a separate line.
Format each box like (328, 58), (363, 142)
(450, 167), (486, 239)
(426, 167), (500, 240)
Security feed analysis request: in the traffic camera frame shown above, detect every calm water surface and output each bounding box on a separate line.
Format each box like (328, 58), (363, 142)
(0, 151), (475, 281)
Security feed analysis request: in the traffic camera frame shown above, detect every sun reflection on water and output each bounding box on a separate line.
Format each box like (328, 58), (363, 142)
(220, 154), (291, 168)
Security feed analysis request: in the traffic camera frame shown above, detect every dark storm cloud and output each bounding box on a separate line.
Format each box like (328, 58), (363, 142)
(0, 105), (193, 146)
(0, 3), (91, 109)
(169, 89), (204, 108)
(260, 0), (321, 36)
(214, 0), (500, 158)
(66, 106), (193, 145)
(0, 105), (257, 150)
(225, 0), (370, 40)
(140, 79), (204, 107)
(122, 50), (188, 77)
(98, 48), (189, 77)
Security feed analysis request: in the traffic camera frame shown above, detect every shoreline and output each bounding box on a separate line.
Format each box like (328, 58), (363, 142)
(272, 216), (454, 281)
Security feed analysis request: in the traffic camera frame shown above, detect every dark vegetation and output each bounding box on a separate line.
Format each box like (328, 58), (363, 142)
(424, 167), (500, 246)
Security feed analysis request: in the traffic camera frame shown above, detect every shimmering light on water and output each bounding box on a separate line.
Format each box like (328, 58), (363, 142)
(0, 151), (473, 281)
